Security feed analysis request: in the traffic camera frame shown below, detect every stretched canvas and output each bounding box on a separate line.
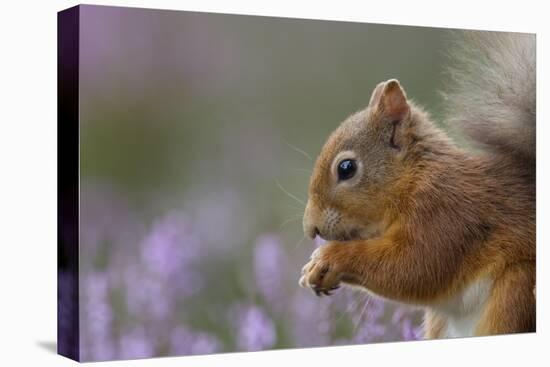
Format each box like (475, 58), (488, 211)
(58, 4), (536, 362)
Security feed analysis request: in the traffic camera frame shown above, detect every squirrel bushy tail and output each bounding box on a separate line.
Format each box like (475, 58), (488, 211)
(443, 31), (536, 166)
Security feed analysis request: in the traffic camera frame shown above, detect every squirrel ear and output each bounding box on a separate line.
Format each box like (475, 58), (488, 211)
(378, 79), (410, 122)
(368, 81), (386, 108)
(369, 79), (410, 122)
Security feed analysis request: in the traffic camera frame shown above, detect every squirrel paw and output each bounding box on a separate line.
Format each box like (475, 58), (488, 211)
(299, 245), (343, 296)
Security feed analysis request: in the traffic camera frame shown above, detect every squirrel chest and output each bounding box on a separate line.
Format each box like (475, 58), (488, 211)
(431, 278), (494, 337)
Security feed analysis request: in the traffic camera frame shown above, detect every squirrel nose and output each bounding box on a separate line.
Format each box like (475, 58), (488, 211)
(304, 222), (320, 240)
(304, 225), (319, 240)
(313, 226), (320, 237)
(303, 200), (320, 239)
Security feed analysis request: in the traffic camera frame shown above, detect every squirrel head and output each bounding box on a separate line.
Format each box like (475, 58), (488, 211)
(303, 79), (417, 241)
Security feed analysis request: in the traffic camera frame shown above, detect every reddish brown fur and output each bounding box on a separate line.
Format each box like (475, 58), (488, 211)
(300, 79), (535, 338)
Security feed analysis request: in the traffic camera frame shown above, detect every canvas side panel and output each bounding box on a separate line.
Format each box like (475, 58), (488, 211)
(57, 5), (80, 362)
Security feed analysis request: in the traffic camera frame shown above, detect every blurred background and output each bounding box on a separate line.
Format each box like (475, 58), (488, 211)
(74, 5), (452, 361)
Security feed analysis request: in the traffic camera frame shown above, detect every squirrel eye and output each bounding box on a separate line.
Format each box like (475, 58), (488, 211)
(337, 159), (357, 181)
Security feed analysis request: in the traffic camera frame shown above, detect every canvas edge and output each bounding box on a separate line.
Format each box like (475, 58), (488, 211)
(57, 5), (81, 362)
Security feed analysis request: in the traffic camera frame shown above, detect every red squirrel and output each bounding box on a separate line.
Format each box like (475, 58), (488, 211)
(299, 31), (535, 338)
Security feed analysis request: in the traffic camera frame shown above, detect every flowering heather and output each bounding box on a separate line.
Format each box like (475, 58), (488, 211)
(80, 272), (115, 361)
(70, 5), (459, 361)
(253, 234), (290, 312)
(290, 291), (333, 347)
(352, 296), (388, 344)
(392, 306), (424, 341)
(78, 183), (422, 361)
(118, 327), (155, 360)
(231, 304), (277, 352)
(170, 326), (222, 356)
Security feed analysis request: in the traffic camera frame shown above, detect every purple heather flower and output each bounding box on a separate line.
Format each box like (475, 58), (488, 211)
(170, 326), (223, 356)
(124, 210), (206, 323)
(253, 234), (289, 312)
(80, 272), (116, 361)
(392, 306), (423, 341)
(332, 287), (366, 315)
(401, 317), (416, 341)
(124, 270), (174, 321)
(366, 296), (386, 320)
(354, 318), (387, 344)
(191, 333), (222, 355)
(118, 327), (155, 360)
(290, 291), (333, 347)
(349, 295), (388, 344)
(141, 210), (202, 277)
(231, 304), (277, 352)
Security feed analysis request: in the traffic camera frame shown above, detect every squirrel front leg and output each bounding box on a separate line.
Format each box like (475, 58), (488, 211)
(300, 235), (457, 303)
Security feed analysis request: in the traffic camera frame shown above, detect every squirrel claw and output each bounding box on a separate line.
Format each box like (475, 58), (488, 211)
(312, 285), (338, 297)
(301, 244), (344, 297)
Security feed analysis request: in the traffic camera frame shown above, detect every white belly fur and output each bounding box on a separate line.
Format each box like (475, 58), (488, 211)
(431, 278), (493, 338)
